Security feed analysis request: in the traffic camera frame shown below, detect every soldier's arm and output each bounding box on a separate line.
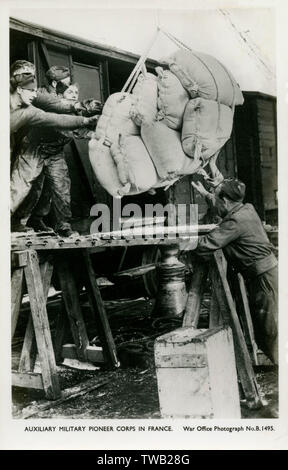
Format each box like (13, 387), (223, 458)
(11, 106), (93, 132)
(196, 218), (241, 255)
(33, 90), (79, 114)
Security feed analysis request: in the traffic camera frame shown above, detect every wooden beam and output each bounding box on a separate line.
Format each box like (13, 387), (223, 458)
(21, 377), (109, 419)
(10, 17), (159, 67)
(53, 300), (70, 364)
(56, 256), (90, 362)
(24, 250), (61, 400)
(209, 264), (225, 327)
(212, 250), (262, 409)
(11, 268), (24, 338)
(236, 273), (259, 365)
(81, 250), (119, 368)
(19, 260), (54, 372)
(62, 344), (104, 363)
(182, 262), (209, 328)
(11, 251), (28, 269)
(12, 371), (43, 390)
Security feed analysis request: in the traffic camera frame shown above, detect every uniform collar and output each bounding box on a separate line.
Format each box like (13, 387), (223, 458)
(223, 202), (244, 221)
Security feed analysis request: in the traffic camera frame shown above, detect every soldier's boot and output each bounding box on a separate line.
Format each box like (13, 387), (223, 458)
(55, 221), (79, 238)
(11, 221), (35, 233)
(28, 217), (54, 233)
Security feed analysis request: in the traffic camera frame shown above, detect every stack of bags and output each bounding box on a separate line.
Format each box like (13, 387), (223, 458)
(89, 48), (244, 198)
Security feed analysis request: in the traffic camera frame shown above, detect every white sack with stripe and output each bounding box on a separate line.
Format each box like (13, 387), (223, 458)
(130, 72), (158, 126)
(156, 66), (190, 130)
(89, 138), (131, 198)
(141, 122), (202, 180)
(182, 98), (234, 160)
(110, 135), (158, 192)
(95, 92), (139, 146)
(163, 49), (244, 107)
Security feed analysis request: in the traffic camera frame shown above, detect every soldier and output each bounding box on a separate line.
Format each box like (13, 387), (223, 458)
(27, 66), (102, 237)
(193, 178), (278, 364)
(10, 60), (97, 232)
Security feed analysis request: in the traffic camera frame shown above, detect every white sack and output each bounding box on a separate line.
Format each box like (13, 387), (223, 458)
(141, 122), (202, 179)
(182, 98), (234, 160)
(130, 72), (158, 126)
(156, 66), (189, 130)
(163, 49), (244, 107)
(95, 92), (139, 145)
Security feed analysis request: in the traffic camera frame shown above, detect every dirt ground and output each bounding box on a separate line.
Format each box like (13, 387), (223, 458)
(12, 296), (278, 420)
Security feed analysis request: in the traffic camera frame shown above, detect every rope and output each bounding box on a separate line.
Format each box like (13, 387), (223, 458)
(160, 27), (220, 103)
(121, 27), (160, 93)
(159, 28), (192, 51)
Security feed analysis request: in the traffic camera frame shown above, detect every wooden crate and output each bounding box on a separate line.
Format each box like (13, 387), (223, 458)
(155, 326), (241, 419)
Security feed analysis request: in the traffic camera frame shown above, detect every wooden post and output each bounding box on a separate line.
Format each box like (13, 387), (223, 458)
(182, 261), (209, 328)
(11, 251), (28, 338)
(11, 269), (24, 338)
(209, 263), (227, 327)
(24, 250), (60, 399)
(81, 250), (119, 368)
(212, 250), (262, 408)
(19, 259), (54, 372)
(56, 255), (90, 362)
(237, 273), (259, 365)
(53, 300), (70, 364)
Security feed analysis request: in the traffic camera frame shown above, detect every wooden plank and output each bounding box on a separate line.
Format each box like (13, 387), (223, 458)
(21, 377), (109, 419)
(18, 315), (36, 372)
(12, 371), (43, 390)
(81, 250), (119, 368)
(11, 268), (24, 338)
(11, 251), (28, 269)
(208, 265), (223, 328)
(62, 344), (104, 363)
(182, 262), (209, 328)
(53, 300), (70, 364)
(11, 234), (201, 251)
(10, 18), (159, 67)
(24, 250), (61, 399)
(237, 273), (259, 365)
(56, 256), (89, 361)
(19, 260), (54, 372)
(212, 250), (262, 408)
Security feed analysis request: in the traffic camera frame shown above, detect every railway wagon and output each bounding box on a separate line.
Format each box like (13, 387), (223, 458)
(10, 17), (278, 296)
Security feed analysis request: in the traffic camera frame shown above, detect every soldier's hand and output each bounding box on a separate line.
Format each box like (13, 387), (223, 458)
(83, 115), (99, 129)
(191, 181), (209, 197)
(78, 99), (103, 117)
(73, 101), (86, 114)
(84, 99), (103, 115)
(205, 173), (224, 188)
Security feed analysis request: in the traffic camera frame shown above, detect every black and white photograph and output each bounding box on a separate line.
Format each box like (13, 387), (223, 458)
(0, 0), (288, 451)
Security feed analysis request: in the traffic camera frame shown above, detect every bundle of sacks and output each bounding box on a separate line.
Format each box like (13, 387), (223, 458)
(89, 48), (244, 198)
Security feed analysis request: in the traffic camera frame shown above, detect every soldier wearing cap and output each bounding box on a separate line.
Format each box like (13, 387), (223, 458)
(10, 60), (97, 232)
(26, 65), (101, 237)
(193, 178), (278, 364)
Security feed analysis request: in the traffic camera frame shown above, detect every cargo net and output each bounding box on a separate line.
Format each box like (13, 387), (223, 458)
(88, 28), (244, 199)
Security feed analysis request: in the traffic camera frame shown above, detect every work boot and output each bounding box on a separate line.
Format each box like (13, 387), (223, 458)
(11, 222), (34, 233)
(28, 217), (54, 233)
(56, 222), (79, 238)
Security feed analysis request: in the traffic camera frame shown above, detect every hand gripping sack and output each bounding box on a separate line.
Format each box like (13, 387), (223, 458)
(95, 92), (139, 146)
(163, 49), (244, 107)
(130, 72), (158, 126)
(141, 122), (202, 180)
(181, 98), (234, 160)
(156, 66), (189, 130)
(110, 135), (158, 192)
